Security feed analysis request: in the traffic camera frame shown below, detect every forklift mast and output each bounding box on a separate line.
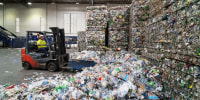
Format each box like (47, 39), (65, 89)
(49, 27), (69, 68)
(50, 27), (66, 55)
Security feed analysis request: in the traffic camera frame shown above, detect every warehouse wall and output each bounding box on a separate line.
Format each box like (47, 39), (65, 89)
(56, 4), (88, 29)
(0, 6), (3, 26)
(46, 4), (89, 35)
(46, 4), (56, 32)
(55, 4), (89, 36)
(3, 3), (46, 36)
(1, 3), (129, 36)
(46, 4), (127, 36)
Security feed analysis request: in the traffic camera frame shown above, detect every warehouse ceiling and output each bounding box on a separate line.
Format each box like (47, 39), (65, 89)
(0, 0), (132, 4)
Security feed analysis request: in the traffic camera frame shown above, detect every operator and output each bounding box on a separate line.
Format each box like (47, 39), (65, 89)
(37, 35), (48, 57)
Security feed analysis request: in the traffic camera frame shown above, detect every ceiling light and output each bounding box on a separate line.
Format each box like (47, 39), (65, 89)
(0, 2), (3, 5)
(51, 2), (56, 4)
(27, 2), (32, 5)
(76, 2), (79, 4)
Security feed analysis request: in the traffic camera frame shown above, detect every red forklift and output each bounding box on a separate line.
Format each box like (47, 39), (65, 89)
(21, 27), (95, 72)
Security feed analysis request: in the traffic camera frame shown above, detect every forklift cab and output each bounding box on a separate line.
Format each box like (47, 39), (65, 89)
(21, 28), (69, 71)
(26, 31), (49, 58)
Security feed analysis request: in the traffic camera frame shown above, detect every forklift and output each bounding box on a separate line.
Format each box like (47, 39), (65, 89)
(21, 27), (95, 72)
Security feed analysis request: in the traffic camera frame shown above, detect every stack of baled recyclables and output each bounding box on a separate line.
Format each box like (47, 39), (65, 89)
(130, 0), (200, 99)
(86, 6), (108, 51)
(77, 31), (87, 52)
(129, 0), (149, 53)
(108, 5), (130, 51)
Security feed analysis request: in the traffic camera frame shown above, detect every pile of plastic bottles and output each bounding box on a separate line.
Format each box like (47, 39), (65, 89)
(70, 50), (100, 63)
(0, 51), (168, 100)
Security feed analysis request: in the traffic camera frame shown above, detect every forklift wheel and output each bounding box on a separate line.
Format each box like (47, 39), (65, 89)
(23, 62), (31, 70)
(47, 62), (58, 72)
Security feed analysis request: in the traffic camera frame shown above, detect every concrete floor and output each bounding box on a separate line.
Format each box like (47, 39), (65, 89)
(0, 48), (77, 85)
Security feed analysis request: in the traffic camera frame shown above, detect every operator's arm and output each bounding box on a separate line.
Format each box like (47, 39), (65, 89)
(37, 40), (47, 46)
(37, 40), (45, 46)
(37, 44), (43, 46)
(37, 40), (42, 46)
